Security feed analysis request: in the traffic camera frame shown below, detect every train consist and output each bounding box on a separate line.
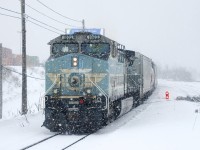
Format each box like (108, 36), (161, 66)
(43, 32), (157, 133)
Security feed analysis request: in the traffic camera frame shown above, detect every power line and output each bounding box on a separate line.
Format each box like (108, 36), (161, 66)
(2, 65), (45, 80)
(2, 0), (80, 28)
(0, 6), (21, 15)
(0, 10), (62, 35)
(28, 19), (61, 34)
(0, 6), (64, 33)
(0, 12), (61, 34)
(35, 0), (82, 23)
(0, 12), (21, 19)
(25, 3), (80, 28)
(27, 15), (64, 33)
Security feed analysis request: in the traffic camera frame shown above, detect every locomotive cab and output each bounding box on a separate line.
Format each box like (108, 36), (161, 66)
(50, 33), (110, 59)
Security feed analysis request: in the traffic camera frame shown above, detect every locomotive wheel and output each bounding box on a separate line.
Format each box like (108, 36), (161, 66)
(50, 125), (60, 132)
(133, 91), (140, 107)
(132, 99), (138, 108)
(113, 100), (121, 120)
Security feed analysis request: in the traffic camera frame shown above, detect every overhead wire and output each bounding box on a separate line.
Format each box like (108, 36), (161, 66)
(0, 6), (63, 34)
(25, 3), (80, 28)
(2, 65), (45, 80)
(0, 6), (21, 15)
(27, 19), (62, 34)
(35, 0), (82, 23)
(0, 12), (21, 19)
(0, 12), (61, 34)
(26, 15), (64, 33)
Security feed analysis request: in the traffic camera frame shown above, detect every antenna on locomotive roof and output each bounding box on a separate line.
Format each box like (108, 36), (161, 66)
(82, 19), (85, 32)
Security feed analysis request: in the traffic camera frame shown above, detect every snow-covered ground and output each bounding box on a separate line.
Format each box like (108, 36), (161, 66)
(0, 76), (200, 150)
(2, 66), (45, 119)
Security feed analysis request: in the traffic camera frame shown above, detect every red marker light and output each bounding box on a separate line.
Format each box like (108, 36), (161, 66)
(165, 91), (169, 100)
(79, 99), (84, 104)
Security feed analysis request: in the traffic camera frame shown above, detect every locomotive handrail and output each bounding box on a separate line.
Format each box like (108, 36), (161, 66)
(87, 75), (109, 114)
(130, 75), (140, 88)
(91, 79), (108, 97)
(39, 74), (61, 110)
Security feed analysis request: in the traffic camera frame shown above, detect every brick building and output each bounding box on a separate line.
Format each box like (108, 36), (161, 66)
(12, 54), (22, 66)
(2, 47), (40, 67)
(2, 47), (13, 66)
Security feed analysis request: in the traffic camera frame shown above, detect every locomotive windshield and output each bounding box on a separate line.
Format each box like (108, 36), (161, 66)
(52, 43), (79, 55)
(81, 43), (110, 60)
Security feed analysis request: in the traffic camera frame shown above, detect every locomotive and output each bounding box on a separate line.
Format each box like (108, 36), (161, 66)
(43, 32), (157, 133)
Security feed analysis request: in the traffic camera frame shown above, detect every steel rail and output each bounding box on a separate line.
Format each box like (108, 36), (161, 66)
(61, 133), (92, 150)
(20, 133), (60, 150)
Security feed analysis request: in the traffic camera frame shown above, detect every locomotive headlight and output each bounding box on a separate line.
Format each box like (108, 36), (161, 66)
(73, 57), (78, 61)
(73, 62), (78, 66)
(72, 57), (78, 67)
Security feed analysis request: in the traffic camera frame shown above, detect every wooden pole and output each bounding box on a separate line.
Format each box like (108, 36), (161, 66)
(21, 0), (27, 114)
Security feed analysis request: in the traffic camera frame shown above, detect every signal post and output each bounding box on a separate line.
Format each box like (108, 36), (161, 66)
(0, 43), (2, 119)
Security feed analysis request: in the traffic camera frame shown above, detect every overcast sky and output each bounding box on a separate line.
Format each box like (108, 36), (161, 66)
(0, 0), (200, 72)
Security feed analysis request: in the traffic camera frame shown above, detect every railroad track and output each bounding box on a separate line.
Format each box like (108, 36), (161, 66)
(19, 103), (145, 150)
(20, 132), (92, 150)
(61, 133), (92, 150)
(20, 133), (60, 150)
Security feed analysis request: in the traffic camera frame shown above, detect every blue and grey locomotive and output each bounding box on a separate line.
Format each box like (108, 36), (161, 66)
(43, 32), (157, 133)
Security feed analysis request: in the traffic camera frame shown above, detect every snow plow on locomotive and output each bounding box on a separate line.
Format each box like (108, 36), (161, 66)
(43, 32), (157, 133)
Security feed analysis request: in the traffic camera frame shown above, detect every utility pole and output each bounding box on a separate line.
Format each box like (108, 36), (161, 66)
(82, 19), (85, 32)
(21, 0), (27, 115)
(0, 43), (2, 119)
(17, 31), (22, 55)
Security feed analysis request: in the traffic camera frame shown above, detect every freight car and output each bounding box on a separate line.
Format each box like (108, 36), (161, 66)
(43, 32), (157, 133)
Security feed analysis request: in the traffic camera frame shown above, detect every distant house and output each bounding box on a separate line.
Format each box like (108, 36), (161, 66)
(12, 54), (22, 66)
(2, 47), (40, 67)
(2, 47), (13, 66)
(26, 55), (39, 67)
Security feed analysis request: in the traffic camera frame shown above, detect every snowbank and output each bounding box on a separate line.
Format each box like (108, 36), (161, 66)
(2, 66), (45, 119)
